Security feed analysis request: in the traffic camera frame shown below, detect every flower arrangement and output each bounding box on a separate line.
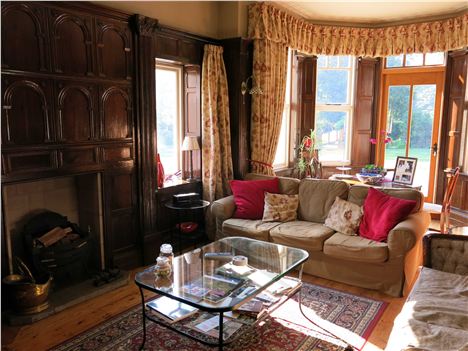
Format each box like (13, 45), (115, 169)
(297, 129), (321, 178)
(367, 130), (392, 173)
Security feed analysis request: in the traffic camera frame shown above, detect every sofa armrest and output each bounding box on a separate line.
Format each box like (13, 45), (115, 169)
(423, 233), (468, 274)
(387, 211), (430, 259)
(212, 195), (236, 221)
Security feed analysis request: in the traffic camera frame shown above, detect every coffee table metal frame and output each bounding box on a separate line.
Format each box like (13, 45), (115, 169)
(135, 237), (308, 350)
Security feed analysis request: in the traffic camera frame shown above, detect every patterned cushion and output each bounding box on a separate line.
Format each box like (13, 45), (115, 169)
(324, 196), (363, 235)
(262, 192), (299, 222)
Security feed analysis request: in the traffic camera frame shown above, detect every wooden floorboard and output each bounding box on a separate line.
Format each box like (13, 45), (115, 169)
(1, 270), (406, 351)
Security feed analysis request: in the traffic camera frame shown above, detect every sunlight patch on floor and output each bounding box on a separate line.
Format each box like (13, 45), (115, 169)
(270, 298), (367, 350)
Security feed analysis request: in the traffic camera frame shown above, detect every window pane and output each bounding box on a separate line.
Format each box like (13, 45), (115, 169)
(409, 85), (436, 195)
(156, 67), (180, 175)
(328, 56), (339, 68)
(317, 55), (327, 68)
(317, 70), (349, 104)
(316, 111), (349, 161)
(425, 52), (445, 66)
(406, 53), (423, 66)
(386, 55), (404, 68)
(384, 85), (410, 169)
(339, 56), (350, 68)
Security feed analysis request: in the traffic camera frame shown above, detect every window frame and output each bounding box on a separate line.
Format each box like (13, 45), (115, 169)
(315, 55), (356, 166)
(155, 62), (184, 177)
(384, 52), (446, 70)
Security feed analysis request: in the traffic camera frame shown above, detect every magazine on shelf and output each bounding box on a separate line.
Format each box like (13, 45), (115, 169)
(146, 296), (198, 323)
(190, 313), (244, 339)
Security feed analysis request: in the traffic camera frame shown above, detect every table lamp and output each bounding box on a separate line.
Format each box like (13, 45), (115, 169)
(181, 136), (200, 182)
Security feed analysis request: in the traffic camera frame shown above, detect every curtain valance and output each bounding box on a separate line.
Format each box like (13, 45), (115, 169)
(248, 2), (468, 57)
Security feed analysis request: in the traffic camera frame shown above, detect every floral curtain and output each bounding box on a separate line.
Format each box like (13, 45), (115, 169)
(201, 44), (233, 205)
(250, 39), (289, 175)
(248, 2), (468, 57)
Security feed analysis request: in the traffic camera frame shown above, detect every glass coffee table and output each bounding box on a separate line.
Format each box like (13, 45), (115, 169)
(135, 236), (309, 350)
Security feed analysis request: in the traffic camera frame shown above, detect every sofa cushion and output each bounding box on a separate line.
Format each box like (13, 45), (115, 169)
(269, 221), (335, 252)
(359, 187), (416, 242)
(230, 178), (279, 220)
(262, 192), (299, 222)
(324, 196), (363, 235)
(298, 179), (349, 223)
(323, 233), (388, 263)
(245, 173), (300, 195)
(222, 218), (281, 241)
(348, 184), (423, 213)
(385, 267), (468, 351)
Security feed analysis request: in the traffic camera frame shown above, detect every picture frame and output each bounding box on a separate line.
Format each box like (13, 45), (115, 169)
(392, 156), (418, 185)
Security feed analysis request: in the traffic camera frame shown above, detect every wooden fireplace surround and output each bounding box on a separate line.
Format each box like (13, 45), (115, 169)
(1, 1), (217, 275)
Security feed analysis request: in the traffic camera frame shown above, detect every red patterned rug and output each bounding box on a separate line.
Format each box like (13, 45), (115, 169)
(50, 283), (387, 351)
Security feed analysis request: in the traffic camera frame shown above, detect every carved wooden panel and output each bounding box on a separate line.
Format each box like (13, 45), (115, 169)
(4, 150), (57, 174)
(50, 11), (93, 76)
(102, 144), (133, 162)
(103, 169), (139, 268)
(100, 86), (132, 140)
(156, 35), (178, 58)
(59, 147), (98, 168)
(96, 21), (132, 80)
(1, 3), (47, 71)
(57, 83), (95, 142)
(2, 77), (52, 145)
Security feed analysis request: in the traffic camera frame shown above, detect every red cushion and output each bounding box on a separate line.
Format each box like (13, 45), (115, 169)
(230, 178), (280, 220)
(359, 187), (416, 242)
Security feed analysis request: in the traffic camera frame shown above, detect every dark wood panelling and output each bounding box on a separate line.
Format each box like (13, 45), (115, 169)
(1, 3), (47, 72)
(1, 1), (141, 271)
(352, 57), (380, 167)
(103, 169), (140, 269)
(50, 10), (94, 76)
(2, 76), (53, 146)
(222, 38), (253, 179)
(102, 144), (133, 162)
(59, 147), (98, 168)
(96, 20), (132, 80)
(4, 150), (57, 174)
(57, 82), (95, 142)
(100, 86), (132, 140)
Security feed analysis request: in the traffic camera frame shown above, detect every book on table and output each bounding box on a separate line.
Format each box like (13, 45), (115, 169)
(146, 296), (198, 323)
(182, 274), (244, 303)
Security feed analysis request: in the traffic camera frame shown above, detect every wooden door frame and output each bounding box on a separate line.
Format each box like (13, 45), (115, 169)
(378, 67), (445, 201)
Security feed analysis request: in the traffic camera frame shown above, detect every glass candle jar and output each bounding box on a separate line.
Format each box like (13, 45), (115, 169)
(155, 256), (171, 277)
(160, 243), (174, 265)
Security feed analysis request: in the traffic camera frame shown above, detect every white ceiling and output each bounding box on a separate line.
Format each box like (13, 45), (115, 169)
(272, 1), (467, 26)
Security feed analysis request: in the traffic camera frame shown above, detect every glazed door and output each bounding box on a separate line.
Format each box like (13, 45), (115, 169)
(380, 71), (444, 201)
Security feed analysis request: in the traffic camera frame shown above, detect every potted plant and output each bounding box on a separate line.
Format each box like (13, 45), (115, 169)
(295, 129), (322, 179)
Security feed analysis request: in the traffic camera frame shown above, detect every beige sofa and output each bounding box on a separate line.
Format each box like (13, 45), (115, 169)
(385, 233), (468, 351)
(212, 173), (430, 297)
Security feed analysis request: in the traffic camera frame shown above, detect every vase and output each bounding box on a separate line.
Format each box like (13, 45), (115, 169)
(157, 153), (165, 188)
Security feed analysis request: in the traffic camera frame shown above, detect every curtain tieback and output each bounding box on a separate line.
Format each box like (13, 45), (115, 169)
(248, 159), (273, 169)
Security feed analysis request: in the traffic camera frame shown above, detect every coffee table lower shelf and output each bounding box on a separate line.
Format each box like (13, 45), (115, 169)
(137, 280), (303, 351)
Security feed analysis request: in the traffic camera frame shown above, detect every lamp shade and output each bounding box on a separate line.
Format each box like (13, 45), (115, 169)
(181, 136), (200, 151)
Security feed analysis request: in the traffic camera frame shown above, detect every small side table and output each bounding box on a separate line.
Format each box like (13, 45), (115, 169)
(164, 200), (210, 253)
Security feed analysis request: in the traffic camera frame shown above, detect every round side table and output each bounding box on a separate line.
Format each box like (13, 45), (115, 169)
(164, 200), (210, 253)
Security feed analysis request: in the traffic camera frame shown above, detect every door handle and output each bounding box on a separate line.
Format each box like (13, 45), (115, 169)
(432, 142), (438, 156)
